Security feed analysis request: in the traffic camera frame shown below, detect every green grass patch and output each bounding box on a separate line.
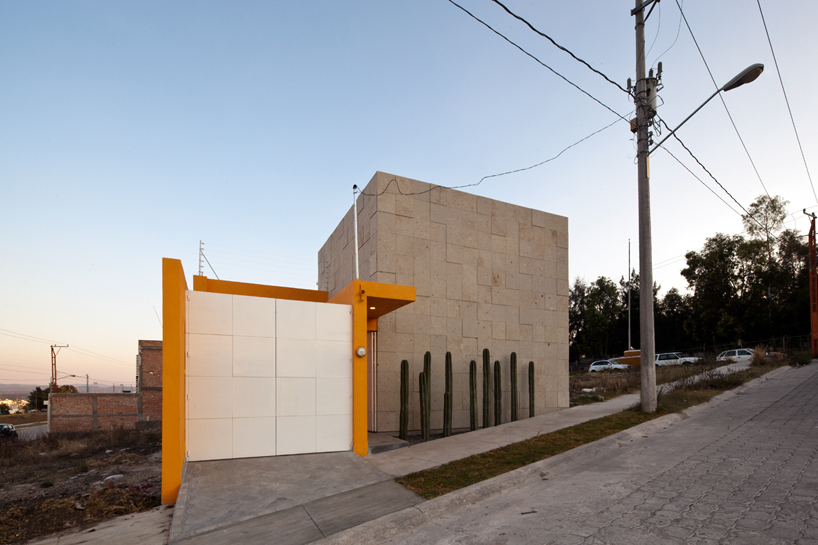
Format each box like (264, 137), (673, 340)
(399, 364), (784, 499)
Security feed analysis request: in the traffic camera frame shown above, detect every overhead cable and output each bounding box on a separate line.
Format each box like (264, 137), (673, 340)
(488, 0), (629, 94)
(360, 117), (623, 198)
(755, 0), (817, 204)
(674, 0), (771, 199)
(446, 0), (629, 123)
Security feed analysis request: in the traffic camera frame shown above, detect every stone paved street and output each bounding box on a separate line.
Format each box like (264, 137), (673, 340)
(323, 364), (818, 544)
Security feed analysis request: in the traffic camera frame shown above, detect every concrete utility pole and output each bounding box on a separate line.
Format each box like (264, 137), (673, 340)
(50, 344), (69, 393)
(633, 0), (657, 412)
(806, 210), (818, 357)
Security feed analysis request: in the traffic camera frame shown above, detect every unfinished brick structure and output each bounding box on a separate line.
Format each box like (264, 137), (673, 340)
(49, 340), (163, 433)
(318, 172), (569, 433)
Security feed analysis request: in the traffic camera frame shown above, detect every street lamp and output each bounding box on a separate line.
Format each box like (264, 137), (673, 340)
(60, 374), (90, 393)
(633, 56), (763, 413)
(649, 64), (764, 154)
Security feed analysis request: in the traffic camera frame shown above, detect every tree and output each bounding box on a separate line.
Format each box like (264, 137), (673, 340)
(27, 385), (78, 411)
(0, 403), (10, 415)
(742, 195), (788, 245)
(582, 277), (620, 358)
(569, 278), (588, 362)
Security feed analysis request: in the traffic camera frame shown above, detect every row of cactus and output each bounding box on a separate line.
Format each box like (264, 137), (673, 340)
(408, 350), (536, 439)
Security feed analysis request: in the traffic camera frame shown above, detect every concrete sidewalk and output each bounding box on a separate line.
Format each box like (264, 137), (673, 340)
(321, 363), (816, 544)
(166, 361), (754, 544)
(364, 360), (751, 478)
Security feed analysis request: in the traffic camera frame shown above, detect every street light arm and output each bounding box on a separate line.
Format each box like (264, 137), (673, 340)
(647, 63), (763, 156)
(648, 87), (720, 155)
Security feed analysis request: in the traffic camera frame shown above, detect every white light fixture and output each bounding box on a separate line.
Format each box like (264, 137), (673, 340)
(356, 347), (367, 357)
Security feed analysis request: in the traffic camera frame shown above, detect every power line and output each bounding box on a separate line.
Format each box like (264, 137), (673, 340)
(0, 328), (133, 366)
(652, 0), (684, 68)
(446, 0), (629, 123)
(658, 144), (743, 217)
(488, 0), (629, 94)
(360, 116), (623, 198)
(755, 0), (818, 204)
(674, 0), (771, 199)
(658, 119), (781, 243)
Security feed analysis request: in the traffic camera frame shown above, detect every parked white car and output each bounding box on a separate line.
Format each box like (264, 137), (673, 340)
(717, 348), (754, 363)
(655, 352), (702, 366)
(588, 360), (632, 372)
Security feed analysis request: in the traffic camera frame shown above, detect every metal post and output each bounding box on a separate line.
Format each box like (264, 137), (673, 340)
(86, 374), (89, 394)
(628, 239), (632, 349)
(634, 0), (657, 412)
(806, 211), (818, 357)
(352, 185), (360, 281)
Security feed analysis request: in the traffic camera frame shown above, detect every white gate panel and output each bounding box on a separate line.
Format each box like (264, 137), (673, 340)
(186, 291), (351, 462)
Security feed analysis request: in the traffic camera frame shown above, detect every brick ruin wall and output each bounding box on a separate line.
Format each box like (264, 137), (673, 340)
(49, 340), (162, 433)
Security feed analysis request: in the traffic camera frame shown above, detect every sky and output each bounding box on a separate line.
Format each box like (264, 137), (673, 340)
(2, 0), (817, 387)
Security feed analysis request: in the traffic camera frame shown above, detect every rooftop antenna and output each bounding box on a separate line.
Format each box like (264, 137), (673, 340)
(198, 240), (204, 276)
(352, 185), (360, 281)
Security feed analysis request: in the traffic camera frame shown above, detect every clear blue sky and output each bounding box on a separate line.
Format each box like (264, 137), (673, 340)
(2, 0), (816, 386)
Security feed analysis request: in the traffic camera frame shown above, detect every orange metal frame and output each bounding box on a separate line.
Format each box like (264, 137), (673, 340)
(161, 265), (415, 504)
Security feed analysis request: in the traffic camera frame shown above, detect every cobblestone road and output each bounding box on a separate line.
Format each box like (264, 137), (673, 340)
(324, 364), (818, 544)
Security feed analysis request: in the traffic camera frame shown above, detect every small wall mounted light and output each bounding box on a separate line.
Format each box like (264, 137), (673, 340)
(356, 347), (367, 357)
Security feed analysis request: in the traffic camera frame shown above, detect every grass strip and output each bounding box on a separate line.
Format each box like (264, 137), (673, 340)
(397, 363), (786, 499)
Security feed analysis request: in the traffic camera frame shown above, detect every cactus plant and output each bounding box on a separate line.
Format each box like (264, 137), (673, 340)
(419, 371), (429, 441)
(399, 359), (409, 440)
(482, 349), (490, 428)
(510, 352), (518, 422)
(529, 361), (535, 418)
(423, 351), (431, 435)
(494, 360), (502, 426)
(469, 360), (478, 431)
(443, 352), (453, 437)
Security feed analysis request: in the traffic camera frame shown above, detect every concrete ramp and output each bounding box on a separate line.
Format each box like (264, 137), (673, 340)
(168, 450), (422, 545)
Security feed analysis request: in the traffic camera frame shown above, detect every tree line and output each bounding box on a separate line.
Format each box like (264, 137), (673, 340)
(570, 195), (810, 361)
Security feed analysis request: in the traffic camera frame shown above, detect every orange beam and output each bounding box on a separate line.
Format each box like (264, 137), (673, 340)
(161, 258), (187, 504)
(193, 275), (329, 302)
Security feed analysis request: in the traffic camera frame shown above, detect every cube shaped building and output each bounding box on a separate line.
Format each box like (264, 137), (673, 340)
(318, 172), (569, 433)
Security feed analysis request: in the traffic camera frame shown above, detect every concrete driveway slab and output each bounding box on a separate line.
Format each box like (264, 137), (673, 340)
(169, 451), (393, 541)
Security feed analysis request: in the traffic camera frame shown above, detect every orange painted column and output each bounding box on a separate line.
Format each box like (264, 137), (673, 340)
(161, 259), (187, 504)
(329, 280), (368, 456)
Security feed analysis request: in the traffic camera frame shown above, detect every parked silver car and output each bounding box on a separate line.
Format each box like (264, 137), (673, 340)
(717, 348), (754, 363)
(655, 352), (702, 366)
(588, 360), (631, 372)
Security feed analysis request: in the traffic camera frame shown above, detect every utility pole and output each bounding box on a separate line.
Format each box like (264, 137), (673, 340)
(806, 210), (818, 357)
(50, 344), (68, 393)
(633, 0), (657, 412)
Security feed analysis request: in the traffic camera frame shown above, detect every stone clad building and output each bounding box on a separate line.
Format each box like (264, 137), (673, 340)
(318, 172), (569, 433)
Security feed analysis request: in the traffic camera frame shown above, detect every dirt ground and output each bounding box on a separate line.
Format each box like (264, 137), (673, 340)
(0, 430), (162, 544)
